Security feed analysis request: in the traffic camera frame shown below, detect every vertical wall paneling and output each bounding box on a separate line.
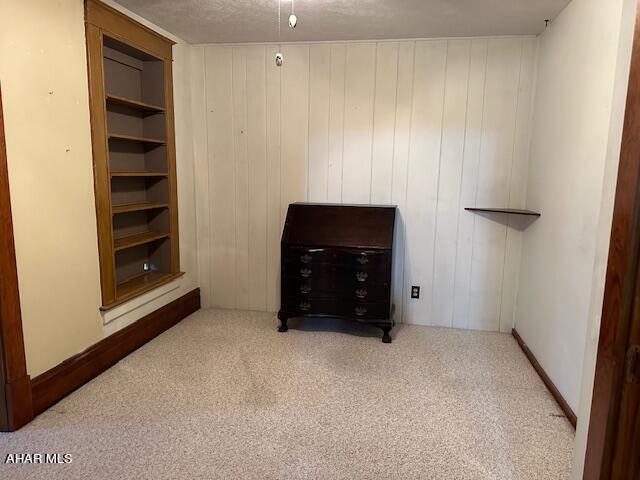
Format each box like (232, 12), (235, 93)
(467, 38), (523, 331)
(341, 43), (377, 203)
(390, 41), (416, 324)
(190, 46), (212, 307)
(196, 37), (536, 330)
(280, 45), (310, 214)
(205, 46), (236, 309)
(498, 37), (537, 333)
(452, 39), (489, 329)
(431, 40), (472, 328)
(327, 44), (347, 202)
(308, 44), (332, 202)
(232, 47), (250, 309)
(403, 40), (447, 326)
(371, 42), (400, 204)
(265, 45), (282, 312)
(246, 46), (268, 311)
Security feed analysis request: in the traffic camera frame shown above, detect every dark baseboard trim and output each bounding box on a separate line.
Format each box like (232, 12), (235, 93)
(31, 288), (200, 416)
(512, 328), (577, 428)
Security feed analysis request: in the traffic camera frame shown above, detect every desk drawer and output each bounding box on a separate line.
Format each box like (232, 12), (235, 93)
(282, 264), (390, 285)
(283, 246), (391, 269)
(286, 279), (390, 302)
(282, 297), (390, 320)
(335, 249), (391, 270)
(283, 246), (335, 265)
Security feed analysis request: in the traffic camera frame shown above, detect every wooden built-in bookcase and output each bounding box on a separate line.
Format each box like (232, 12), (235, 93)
(85, 0), (182, 309)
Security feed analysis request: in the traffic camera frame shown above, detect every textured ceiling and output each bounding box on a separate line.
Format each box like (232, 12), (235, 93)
(115, 0), (571, 44)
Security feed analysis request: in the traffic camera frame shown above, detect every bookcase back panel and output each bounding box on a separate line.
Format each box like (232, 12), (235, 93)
(106, 99), (166, 138)
(107, 105), (143, 137)
(114, 238), (171, 283)
(109, 142), (167, 173)
(141, 62), (165, 107)
(103, 38), (165, 107)
(110, 177), (169, 205)
(113, 209), (170, 238)
(143, 113), (166, 139)
(104, 57), (142, 101)
(115, 244), (150, 282)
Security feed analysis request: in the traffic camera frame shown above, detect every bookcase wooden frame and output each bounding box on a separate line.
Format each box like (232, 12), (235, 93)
(85, 0), (181, 309)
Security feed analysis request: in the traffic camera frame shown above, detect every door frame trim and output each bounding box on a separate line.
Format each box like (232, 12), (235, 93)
(0, 84), (33, 431)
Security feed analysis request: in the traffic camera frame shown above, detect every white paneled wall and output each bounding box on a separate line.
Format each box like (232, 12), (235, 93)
(191, 37), (536, 331)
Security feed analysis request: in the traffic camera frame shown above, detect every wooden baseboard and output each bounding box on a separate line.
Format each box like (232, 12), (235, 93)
(31, 288), (200, 415)
(512, 328), (577, 428)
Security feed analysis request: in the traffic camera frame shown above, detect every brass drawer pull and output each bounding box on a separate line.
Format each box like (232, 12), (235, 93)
(356, 272), (368, 282)
(355, 289), (368, 299)
(300, 254), (312, 263)
(299, 284), (312, 294)
(300, 268), (312, 278)
(300, 301), (311, 311)
(357, 256), (369, 265)
(355, 306), (367, 316)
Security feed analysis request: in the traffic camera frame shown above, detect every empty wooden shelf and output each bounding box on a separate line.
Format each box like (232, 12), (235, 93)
(110, 171), (168, 177)
(114, 271), (183, 306)
(114, 231), (170, 252)
(112, 202), (169, 215)
(108, 133), (166, 145)
(106, 93), (165, 114)
(465, 207), (541, 217)
(86, 0), (180, 309)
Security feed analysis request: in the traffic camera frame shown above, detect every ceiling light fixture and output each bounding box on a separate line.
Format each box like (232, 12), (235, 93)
(275, 0), (299, 66)
(289, 0), (297, 28)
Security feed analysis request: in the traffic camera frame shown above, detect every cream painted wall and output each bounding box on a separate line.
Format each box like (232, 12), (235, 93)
(571, 0), (635, 477)
(515, 0), (632, 420)
(0, 0), (198, 377)
(191, 37), (537, 330)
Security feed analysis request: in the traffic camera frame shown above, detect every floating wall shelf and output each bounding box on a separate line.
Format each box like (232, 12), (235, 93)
(465, 208), (541, 217)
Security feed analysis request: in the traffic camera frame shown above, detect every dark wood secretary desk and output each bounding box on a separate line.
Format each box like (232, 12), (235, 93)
(278, 203), (396, 343)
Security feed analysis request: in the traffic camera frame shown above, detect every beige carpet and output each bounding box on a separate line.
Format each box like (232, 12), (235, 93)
(0, 309), (574, 479)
